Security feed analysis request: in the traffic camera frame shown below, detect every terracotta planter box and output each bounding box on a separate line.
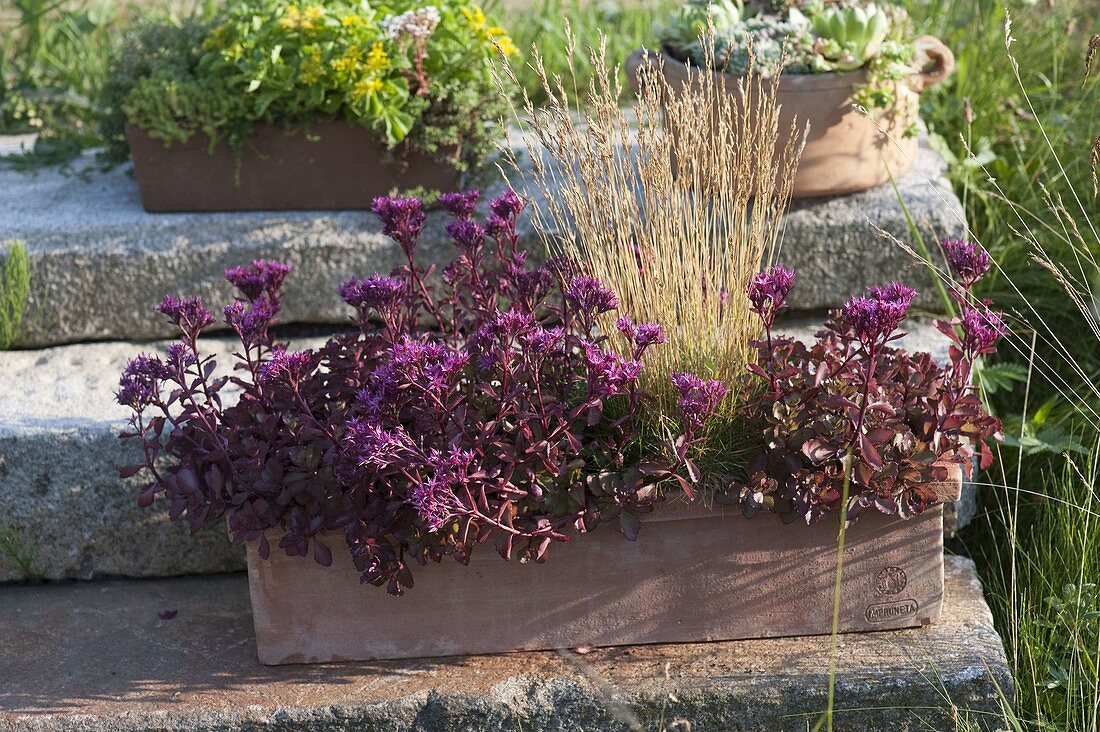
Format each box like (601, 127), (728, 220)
(125, 121), (462, 213)
(248, 468), (961, 665)
(626, 37), (954, 198)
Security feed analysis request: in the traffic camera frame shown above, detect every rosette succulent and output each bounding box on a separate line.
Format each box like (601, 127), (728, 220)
(658, 0), (744, 56)
(655, 0), (921, 131)
(809, 3), (890, 71)
(657, 0), (915, 77)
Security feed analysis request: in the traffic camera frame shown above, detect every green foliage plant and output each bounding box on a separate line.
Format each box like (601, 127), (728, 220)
(106, 0), (515, 171)
(0, 0), (116, 138)
(0, 240), (31, 350)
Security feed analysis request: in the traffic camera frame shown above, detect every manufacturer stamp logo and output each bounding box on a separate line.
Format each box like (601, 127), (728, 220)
(865, 599), (919, 623)
(875, 566), (908, 595)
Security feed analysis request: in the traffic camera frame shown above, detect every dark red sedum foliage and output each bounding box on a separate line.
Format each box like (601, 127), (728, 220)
(117, 189), (719, 595)
(734, 243), (1005, 525)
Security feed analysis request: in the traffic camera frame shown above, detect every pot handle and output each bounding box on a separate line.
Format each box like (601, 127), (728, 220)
(914, 35), (955, 89)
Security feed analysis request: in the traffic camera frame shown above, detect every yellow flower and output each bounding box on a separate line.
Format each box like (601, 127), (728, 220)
(303, 5), (324, 22)
(366, 41), (388, 72)
(487, 26), (517, 55)
(331, 48), (362, 74)
(340, 13), (364, 28)
(351, 77), (384, 100)
(493, 34), (518, 56)
(280, 5), (300, 29)
(461, 5), (486, 30)
(299, 48), (323, 84)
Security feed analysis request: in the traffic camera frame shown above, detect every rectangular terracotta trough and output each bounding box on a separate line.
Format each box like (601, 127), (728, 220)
(126, 121), (462, 213)
(248, 469), (960, 664)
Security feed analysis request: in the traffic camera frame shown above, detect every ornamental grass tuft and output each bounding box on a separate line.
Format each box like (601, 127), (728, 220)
(498, 28), (804, 429)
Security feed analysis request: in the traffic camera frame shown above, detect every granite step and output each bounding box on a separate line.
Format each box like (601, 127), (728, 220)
(0, 555), (1013, 732)
(0, 318), (972, 584)
(0, 139), (963, 347)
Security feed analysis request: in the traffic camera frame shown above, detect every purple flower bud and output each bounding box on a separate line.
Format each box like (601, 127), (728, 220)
(511, 266), (553, 306)
(116, 354), (167, 409)
(583, 342), (643, 396)
(959, 306), (1006, 355)
(522, 325), (564, 356)
(842, 283), (916, 347)
(257, 348), (313, 385)
(747, 266), (795, 325)
(486, 214), (509, 238)
(635, 323), (667, 348)
(224, 297), (278, 347)
(445, 219), (487, 254)
(671, 372), (728, 433)
(438, 190), (480, 220)
(344, 419), (413, 471)
(868, 282), (918, 308)
(565, 276), (618, 315)
(409, 473), (464, 532)
(616, 317), (667, 349)
(156, 295), (215, 337)
(489, 189), (524, 219)
(339, 274), (405, 313)
(942, 240), (991, 286)
(165, 341), (197, 371)
(470, 310), (536, 366)
(372, 196), (426, 246)
(225, 260), (292, 301)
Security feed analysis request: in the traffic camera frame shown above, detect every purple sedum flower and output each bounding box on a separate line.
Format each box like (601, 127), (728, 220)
(115, 354), (167, 409)
(372, 196), (426, 246)
(489, 189), (524, 219)
(747, 266), (795, 326)
(565, 276), (618, 316)
(959, 305), (1006, 355)
(842, 283), (916, 348)
(165, 341), (197, 371)
(445, 219), (487, 253)
(156, 295), (215, 337)
(583, 342), (642, 396)
(225, 260), (292, 302)
(616, 317), (667, 358)
(340, 274), (405, 313)
(224, 298), (278, 348)
(942, 240), (991, 287)
(439, 190), (480, 220)
(671, 372), (728, 433)
(258, 348), (313, 386)
(868, 282), (918, 307)
(344, 419), (415, 472)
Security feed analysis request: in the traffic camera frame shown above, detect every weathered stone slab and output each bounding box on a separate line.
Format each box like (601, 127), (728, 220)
(0, 138), (962, 347)
(0, 555), (1012, 731)
(0, 336), (312, 583)
(0, 321), (971, 583)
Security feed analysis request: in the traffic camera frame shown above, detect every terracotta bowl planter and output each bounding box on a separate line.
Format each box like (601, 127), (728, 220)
(247, 467), (961, 665)
(626, 37), (954, 198)
(125, 121), (463, 213)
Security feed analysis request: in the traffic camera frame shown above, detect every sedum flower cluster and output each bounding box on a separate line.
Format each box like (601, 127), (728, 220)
(117, 189), (722, 595)
(733, 240), (1004, 525)
(112, 0), (515, 168)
